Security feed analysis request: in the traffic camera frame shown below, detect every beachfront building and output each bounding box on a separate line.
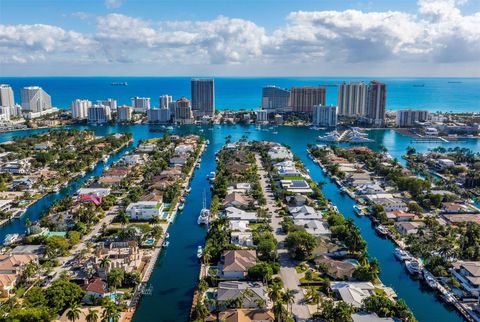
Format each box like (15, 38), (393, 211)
(159, 95), (172, 109)
(126, 201), (164, 220)
(396, 109), (429, 127)
(261, 85), (290, 112)
(87, 104), (112, 124)
(290, 86), (326, 113)
(338, 82), (367, 117)
(0, 84), (15, 108)
(174, 97), (193, 124)
(364, 81), (387, 127)
(97, 98), (117, 111)
(131, 96), (150, 111)
(71, 99), (91, 120)
(312, 105), (337, 127)
(191, 78), (215, 117)
(147, 107), (171, 123)
(256, 109), (268, 123)
(117, 105), (133, 122)
(21, 86), (55, 118)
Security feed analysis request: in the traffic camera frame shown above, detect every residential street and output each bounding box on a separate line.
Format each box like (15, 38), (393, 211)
(255, 155), (311, 321)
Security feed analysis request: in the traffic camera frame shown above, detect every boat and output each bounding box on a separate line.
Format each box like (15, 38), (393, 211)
(52, 186), (60, 193)
(149, 128), (168, 133)
(110, 82), (128, 86)
(162, 241), (170, 248)
(205, 140), (210, 144)
(422, 270), (439, 289)
(375, 225), (389, 236)
(198, 191), (211, 225)
(196, 163), (201, 169)
(3, 234), (20, 246)
(272, 131), (278, 135)
(166, 126), (174, 130)
(353, 205), (364, 216)
(394, 247), (412, 261)
(197, 246), (203, 259)
(178, 203), (185, 211)
(340, 187), (348, 194)
(186, 187), (192, 193)
(102, 155), (109, 163)
(207, 171), (216, 182)
(442, 293), (456, 304)
(405, 259), (423, 275)
(165, 232), (170, 239)
(317, 130), (340, 142)
(12, 209), (26, 219)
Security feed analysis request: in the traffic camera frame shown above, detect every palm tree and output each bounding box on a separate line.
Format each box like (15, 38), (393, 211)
(99, 256), (110, 270)
(102, 300), (119, 322)
(272, 300), (289, 322)
(86, 309), (99, 322)
(268, 283), (283, 305)
(283, 289), (295, 314)
(118, 211), (129, 227)
(66, 303), (81, 322)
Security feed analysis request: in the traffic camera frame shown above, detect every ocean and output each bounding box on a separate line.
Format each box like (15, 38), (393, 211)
(1, 77), (479, 112)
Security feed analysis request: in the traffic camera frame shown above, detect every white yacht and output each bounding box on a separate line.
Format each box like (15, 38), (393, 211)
(394, 247), (412, 261)
(375, 225), (389, 236)
(405, 259), (423, 275)
(423, 270), (439, 289)
(162, 240), (170, 248)
(197, 246), (203, 259)
(317, 130), (340, 142)
(3, 234), (20, 246)
(353, 205), (364, 216)
(348, 130), (374, 143)
(207, 171), (216, 182)
(197, 192), (210, 225)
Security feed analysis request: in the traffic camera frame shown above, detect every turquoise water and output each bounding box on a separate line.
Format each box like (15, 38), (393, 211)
(1, 77), (479, 112)
(1, 125), (478, 322)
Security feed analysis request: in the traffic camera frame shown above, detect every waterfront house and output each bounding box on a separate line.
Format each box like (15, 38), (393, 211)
(351, 312), (396, 322)
(122, 154), (146, 166)
(11, 245), (46, 259)
(34, 141), (53, 150)
(315, 255), (356, 280)
(2, 159), (30, 174)
(12, 177), (35, 190)
(386, 210), (416, 222)
(280, 180), (313, 194)
(219, 250), (257, 279)
(267, 146), (293, 160)
(224, 207), (258, 223)
(174, 144), (194, 154)
(435, 158), (455, 170)
(213, 309), (274, 322)
(227, 182), (252, 194)
(126, 201), (164, 220)
(274, 160), (302, 177)
(331, 281), (376, 308)
(217, 281), (269, 308)
(0, 200), (12, 213)
(442, 202), (480, 214)
(286, 194), (308, 206)
(137, 143), (156, 152)
(77, 187), (111, 197)
(289, 205), (323, 221)
(169, 156), (188, 167)
(98, 176), (122, 187)
(356, 183), (384, 195)
(231, 232), (254, 247)
(443, 214), (480, 225)
(229, 220), (250, 232)
(394, 222), (425, 235)
(95, 241), (141, 275)
(223, 192), (255, 209)
(294, 219), (331, 237)
(368, 196), (408, 212)
(451, 261), (480, 296)
(82, 277), (109, 303)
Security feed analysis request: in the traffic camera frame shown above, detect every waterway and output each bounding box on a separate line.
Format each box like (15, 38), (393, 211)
(1, 124), (478, 322)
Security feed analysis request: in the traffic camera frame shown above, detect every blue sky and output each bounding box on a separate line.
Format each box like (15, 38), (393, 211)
(1, 0), (479, 76)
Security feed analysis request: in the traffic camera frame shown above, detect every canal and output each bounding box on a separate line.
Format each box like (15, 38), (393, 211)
(1, 124), (478, 321)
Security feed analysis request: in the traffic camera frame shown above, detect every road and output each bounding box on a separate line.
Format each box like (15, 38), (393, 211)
(255, 155), (311, 321)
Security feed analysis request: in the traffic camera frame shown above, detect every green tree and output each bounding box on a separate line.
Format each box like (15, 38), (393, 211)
(285, 231), (317, 260)
(66, 302), (81, 322)
(107, 268), (125, 290)
(45, 279), (85, 313)
(86, 309), (99, 322)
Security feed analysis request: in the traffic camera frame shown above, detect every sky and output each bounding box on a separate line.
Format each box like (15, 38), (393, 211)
(0, 0), (479, 77)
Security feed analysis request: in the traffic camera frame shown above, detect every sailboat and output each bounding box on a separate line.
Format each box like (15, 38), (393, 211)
(197, 190), (211, 225)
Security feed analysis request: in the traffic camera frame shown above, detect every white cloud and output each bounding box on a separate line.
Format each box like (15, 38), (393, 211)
(105, 0), (122, 9)
(1, 0), (479, 75)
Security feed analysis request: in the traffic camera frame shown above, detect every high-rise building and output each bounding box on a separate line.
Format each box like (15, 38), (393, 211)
(21, 86), (51, 113)
(338, 82), (367, 117)
(131, 97), (150, 110)
(71, 99), (91, 120)
(159, 95), (173, 109)
(0, 106), (10, 121)
(98, 99), (117, 111)
(290, 87), (326, 113)
(312, 105), (337, 127)
(9, 105), (22, 118)
(117, 105), (133, 122)
(148, 108), (171, 123)
(174, 97), (193, 124)
(0, 84), (15, 108)
(365, 81), (387, 127)
(87, 104), (111, 124)
(256, 109), (268, 123)
(261, 86), (290, 112)
(191, 78), (215, 117)
(396, 109), (429, 127)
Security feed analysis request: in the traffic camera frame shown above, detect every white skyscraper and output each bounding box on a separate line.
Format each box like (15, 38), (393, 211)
(312, 105), (337, 127)
(21, 86), (52, 113)
(131, 97), (150, 110)
(71, 99), (91, 120)
(256, 109), (268, 123)
(159, 95), (173, 109)
(117, 105), (133, 122)
(0, 106), (10, 121)
(0, 84), (15, 108)
(87, 104), (112, 124)
(338, 82), (367, 117)
(148, 108), (171, 123)
(98, 99), (117, 111)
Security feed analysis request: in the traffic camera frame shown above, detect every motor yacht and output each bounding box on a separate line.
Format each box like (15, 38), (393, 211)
(405, 259), (423, 275)
(3, 234), (21, 246)
(375, 225), (389, 236)
(394, 247), (411, 261)
(317, 130), (340, 142)
(197, 246), (203, 259)
(353, 205), (364, 216)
